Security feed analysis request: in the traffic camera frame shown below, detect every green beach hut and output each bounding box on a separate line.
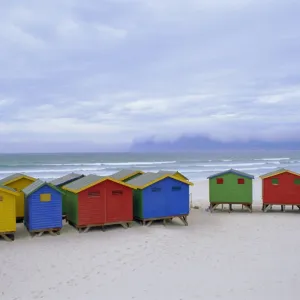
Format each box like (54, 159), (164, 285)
(207, 169), (254, 212)
(50, 173), (85, 217)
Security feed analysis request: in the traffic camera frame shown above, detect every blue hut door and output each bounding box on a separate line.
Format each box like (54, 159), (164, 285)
(166, 180), (189, 216)
(144, 185), (167, 219)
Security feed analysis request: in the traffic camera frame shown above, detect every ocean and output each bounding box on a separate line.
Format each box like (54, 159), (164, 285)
(0, 151), (300, 182)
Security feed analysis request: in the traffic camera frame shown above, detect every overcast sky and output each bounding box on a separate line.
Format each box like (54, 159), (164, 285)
(0, 0), (300, 152)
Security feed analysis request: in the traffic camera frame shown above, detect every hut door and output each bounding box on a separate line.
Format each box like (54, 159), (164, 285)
(81, 186), (106, 225)
(105, 181), (132, 223)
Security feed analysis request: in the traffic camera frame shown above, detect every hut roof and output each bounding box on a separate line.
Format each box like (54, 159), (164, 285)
(157, 170), (189, 180)
(63, 174), (137, 193)
(207, 169), (255, 180)
(110, 169), (144, 180)
(260, 168), (300, 179)
(0, 184), (19, 195)
(0, 173), (36, 185)
(50, 172), (84, 186)
(23, 179), (62, 196)
(126, 172), (194, 189)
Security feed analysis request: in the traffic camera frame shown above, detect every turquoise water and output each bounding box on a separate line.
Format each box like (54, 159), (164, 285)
(0, 151), (300, 181)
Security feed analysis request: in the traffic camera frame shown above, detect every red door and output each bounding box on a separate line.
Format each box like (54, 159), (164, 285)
(105, 181), (133, 223)
(78, 184), (106, 226)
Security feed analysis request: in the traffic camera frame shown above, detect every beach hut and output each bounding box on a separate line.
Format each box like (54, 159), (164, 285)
(207, 169), (254, 212)
(126, 172), (194, 226)
(260, 168), (300, 212)
(0, 185), (19, 241)
(157, 170), (189, 181)
(62, 174), (136, 232)
(23, 180), (63, 237)
(110, 169), (144, 182)
(0, 173), (36, 221)
(50, 173), (85, 217)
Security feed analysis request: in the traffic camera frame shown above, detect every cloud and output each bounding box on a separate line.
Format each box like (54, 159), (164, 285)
(0, 0), (300, 152)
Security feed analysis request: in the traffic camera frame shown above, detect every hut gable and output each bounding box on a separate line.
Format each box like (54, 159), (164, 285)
(207, 169), (255, 180)
(127, 172), (193, 189)
(157, 170), (189, 181)
(0, 173), (36, 187)
(23, 179), (62, 196)
(63, 174), (136, 193)
(110, 169), (144, 181)
(50, 173), (85, 187)
(260, 168), (300, 179)
(0, 184), (19, 195)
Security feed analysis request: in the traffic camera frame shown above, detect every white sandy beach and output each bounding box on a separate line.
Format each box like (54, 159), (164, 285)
(1, 179), (300, 300)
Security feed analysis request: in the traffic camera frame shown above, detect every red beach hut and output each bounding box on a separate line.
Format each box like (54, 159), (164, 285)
(260, 168), (300, 212)
(62, 175), (136, 232)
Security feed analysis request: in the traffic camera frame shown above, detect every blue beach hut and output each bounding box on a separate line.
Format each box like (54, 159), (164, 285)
(23, 180), (63, 236)
(126, 172), (194, 226)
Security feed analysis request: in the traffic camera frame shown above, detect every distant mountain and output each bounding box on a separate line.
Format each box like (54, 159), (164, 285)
(130, 135), (300, 152)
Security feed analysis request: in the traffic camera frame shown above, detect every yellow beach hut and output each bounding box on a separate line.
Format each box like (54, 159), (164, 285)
(0, 185), (19, 241)
(0, 173), (36, 221)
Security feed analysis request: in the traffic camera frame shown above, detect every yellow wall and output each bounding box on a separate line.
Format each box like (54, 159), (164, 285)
(174, 172), (188, 181)
(0, 191), (16, 233)
(5, 178), (35, 218)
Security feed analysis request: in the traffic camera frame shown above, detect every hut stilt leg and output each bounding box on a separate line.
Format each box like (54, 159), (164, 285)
(1, 234), (13, 242)
(49, 230), (56, 236)
(163, 219), (167, 226)
(121, 223), (128, 229)
(180, 216), (188, 226)
(81, 227), (90, 233)
(229, 204), (232, 213)
(37, 232), (44, 237)
(146, 220), (153, 227)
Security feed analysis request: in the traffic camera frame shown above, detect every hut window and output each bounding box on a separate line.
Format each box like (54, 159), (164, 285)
(216, 178), (223, 184)
(112, 190), (123, 195)
(151, 187), (161, 192)
(40, 193), (51, 202)
(238, 178), (245, 184)
(88, 191), (100, 197)
(0, 195), (3, 201)
(294, 179), (300, 185)
(271, 178), (279, 185)
(172, 186), (181, 191)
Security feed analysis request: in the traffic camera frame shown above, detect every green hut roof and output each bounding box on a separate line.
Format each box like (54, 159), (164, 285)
(50, 172), (84, 186)
(63, 174), (103, 191)
(207, 169), (255, 180)
(110, 169), (143, 180)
